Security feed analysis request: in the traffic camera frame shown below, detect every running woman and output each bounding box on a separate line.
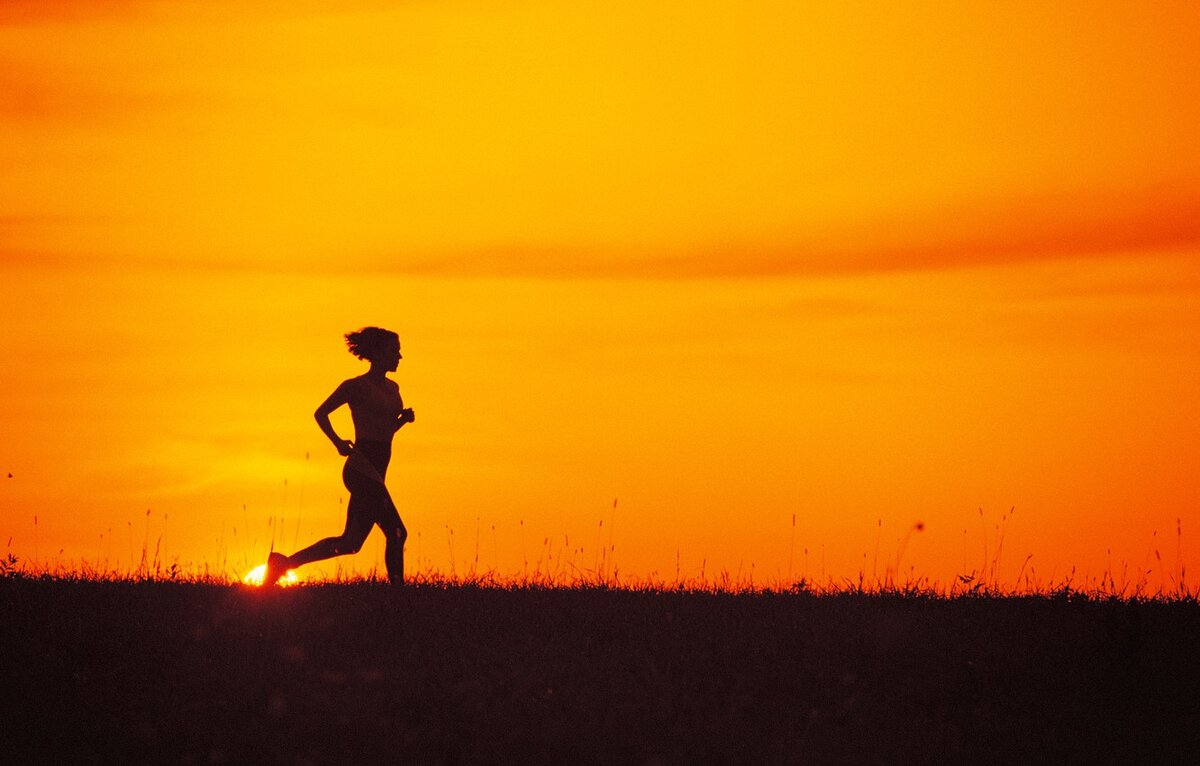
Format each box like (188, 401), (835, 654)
(264, 327), (413, 585)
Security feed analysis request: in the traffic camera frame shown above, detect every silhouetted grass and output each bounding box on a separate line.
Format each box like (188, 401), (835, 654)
(14, 504), (1193, 599)
(2, 574), (1199, 764)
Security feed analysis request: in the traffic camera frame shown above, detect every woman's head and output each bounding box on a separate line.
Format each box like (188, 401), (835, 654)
(345, 327), (401, 367)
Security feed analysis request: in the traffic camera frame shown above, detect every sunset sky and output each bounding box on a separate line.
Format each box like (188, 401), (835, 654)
(2, 1), (1199, 588)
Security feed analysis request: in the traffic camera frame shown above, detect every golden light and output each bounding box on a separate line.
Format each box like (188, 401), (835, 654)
(1, 2), (1198, 591)
(242, 564), (300, 588)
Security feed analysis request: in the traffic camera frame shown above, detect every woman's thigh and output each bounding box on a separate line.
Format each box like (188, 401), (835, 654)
(344, 467), (403, 537)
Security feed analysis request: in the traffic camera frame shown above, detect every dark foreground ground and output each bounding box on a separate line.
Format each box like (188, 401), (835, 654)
(2, 579), (1198, 765)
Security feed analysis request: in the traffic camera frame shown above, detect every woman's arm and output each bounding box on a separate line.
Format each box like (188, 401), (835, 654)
(314, 380), (355, 456)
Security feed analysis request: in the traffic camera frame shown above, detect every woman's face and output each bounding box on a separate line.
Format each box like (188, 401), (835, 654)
(377, 339), (402, 371)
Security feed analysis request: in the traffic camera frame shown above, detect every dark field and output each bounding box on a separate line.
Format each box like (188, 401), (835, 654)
(2, 578), (1199, 765)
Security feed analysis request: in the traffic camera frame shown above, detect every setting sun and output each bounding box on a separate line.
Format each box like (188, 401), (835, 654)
(242, 563), (300, 588)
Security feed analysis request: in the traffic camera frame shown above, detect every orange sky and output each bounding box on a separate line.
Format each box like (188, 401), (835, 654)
(2, 1), (1199, 589)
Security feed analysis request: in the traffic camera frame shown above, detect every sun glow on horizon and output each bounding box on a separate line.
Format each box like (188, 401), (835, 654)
(242, 564), (301, 588)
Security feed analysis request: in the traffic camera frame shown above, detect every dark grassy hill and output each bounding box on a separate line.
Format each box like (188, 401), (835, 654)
(2, 578), (1198, 764)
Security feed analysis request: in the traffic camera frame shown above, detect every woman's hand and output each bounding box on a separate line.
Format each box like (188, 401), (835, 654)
(335, 439), (355, 457)
(395, 408), (415, 431)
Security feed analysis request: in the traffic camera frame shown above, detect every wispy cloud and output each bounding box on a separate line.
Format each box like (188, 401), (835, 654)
(385, 186), (1200, 279)
(4, 2), (1199, 282)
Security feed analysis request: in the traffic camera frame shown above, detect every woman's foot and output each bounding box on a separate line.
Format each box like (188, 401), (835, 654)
(263, 552), (291, 586)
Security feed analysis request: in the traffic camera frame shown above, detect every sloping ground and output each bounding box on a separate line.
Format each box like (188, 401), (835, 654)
(2, 579), (1198, 764)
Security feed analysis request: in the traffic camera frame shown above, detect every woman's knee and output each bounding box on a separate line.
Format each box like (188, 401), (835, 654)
(390, 523), (408, 546)
(335, 531), (369, 555)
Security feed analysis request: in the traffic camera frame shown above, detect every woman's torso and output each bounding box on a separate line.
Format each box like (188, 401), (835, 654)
(347, 375), (403, 443)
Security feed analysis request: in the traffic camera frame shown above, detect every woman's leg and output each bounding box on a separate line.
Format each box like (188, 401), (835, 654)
(286, 494), (373, 568)
(338, 440), (408, 582)
(359, 484), (406, 584)
(381, 512), (408, 585)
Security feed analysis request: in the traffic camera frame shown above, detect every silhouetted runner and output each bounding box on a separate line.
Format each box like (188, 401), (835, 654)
(263, 327), (414, 585)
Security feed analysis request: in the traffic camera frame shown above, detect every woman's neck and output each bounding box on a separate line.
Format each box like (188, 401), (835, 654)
(365, 365), (389, 380)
